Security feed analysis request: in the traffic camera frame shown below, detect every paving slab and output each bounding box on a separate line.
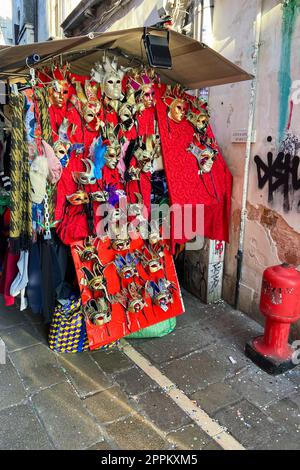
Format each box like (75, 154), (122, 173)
(256, 430), (300, 450)
(0, 404), (53, 450)
(0, 323), (42, 352)
(214, 400), (286, 449)
(247, 368), (297, 401)
(226, 367), (280, 409)
(10, 343), (66, 395)
(0, 357), (27, 410)
(190, 382), (241, 416)
(264, 398), (300, 434)
(201, 304), (263, 343)
(114, 366), (158, 396)
(23, 310), (44, 325)
(32, 382), (104, 450)
(289, 392), (300, 408)
(128, 324), (214, 365)
(0, 305), (27, 330)
(285, 368), (300, 386)
(204, 342), (252, 376)
(167, 424), (213, 450)
(105, 414), (168, 450)
(84, 385), (136, 423)
(160, 350), (228, 395)
(90, 349), (132, 375)
(134, 389), (192, 433)
(58, 352), (112, 398)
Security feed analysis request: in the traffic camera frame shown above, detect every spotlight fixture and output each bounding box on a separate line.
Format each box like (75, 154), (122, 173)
(143, 28), (172, 70)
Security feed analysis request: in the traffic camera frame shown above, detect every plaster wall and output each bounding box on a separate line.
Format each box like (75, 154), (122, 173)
(209, 0), (300, 334)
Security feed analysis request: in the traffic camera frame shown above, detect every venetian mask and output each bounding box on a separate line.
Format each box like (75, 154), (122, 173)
(104, 73), (122, 100)
(141, 84), (155, 109)
(66, 190), (89, 205)
(127, 70), (156, 112)
(75, 237), (98, 262)
(71, 81), (101, 129)
(169, 98), (186, 123)
(119, 103), (134, 131)
(91, 57), (125, 101)
(112, 237), (131, 251)
(49, 80), (69, 108)
(105, 144), (121, 169)
(82, 100), (101, 125)
(115, 254), (138, 279)
(90, 190), (109, 203)
(128, 166), (141, 181)
(197, 112), (209, 133)
(146, 279), (174, 309)
(73, 159), (96, 185)
(127, 282), (147, 313)
(187, 109), (210, 134)
(53, 141), (70, 162)
(199, 149), (216, 174)
(135, 148), (153, 173)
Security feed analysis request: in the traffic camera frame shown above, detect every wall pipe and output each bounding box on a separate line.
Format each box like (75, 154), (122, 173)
(234, 0), (263, 309)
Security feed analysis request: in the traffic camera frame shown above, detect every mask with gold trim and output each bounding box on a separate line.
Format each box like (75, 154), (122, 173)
(75, 237), (99, 262)
(114, 253), (139, 279)
(91, 57), (125, 100)
(66, 189), (89, 205)
(103, 124), (122, 169)
(84, 298), (112, 326)
(163, 85), (188, 123)
(49, 80), (69, 108)
(119, 103), (135, 131)
(187, 144), (217, 175)
(135, 148), (154, 173)
(90, 190), (109, 203)
(72, 159), (96, 185)
(146, 278), (175, 310)
(140, 244), (164, 274)
(187, 105), (210, 134)
(127, 68), (156, 112)
(81, 260), (108, 297)
(70, 80), (101, 130)
(128, 166), (141, 181)
(127, 282), (147, 313)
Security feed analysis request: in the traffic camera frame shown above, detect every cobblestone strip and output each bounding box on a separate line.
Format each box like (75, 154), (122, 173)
(120, 340), (245, 451)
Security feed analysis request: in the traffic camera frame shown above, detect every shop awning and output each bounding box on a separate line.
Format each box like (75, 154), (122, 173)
(0, 28), (253, 89)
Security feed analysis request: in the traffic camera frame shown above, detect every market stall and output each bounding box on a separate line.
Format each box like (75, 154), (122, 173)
(0, 28), (252, 353)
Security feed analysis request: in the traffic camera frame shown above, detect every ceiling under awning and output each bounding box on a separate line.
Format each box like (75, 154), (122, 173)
(0, 28), (253, 89)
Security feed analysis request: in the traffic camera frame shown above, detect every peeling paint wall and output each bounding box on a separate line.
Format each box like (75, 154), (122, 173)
(209, 0), (300, 335)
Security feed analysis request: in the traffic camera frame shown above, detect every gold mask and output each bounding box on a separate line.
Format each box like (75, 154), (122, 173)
(49, 80), (69, 108)
(169, 98), (186, 123)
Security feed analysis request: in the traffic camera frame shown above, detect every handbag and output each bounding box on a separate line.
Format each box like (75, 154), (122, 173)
(49, 296), (89, 353)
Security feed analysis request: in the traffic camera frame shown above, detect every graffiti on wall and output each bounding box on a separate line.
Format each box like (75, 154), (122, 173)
(254, 134), (300, 212)
(208, 262), (223, 295)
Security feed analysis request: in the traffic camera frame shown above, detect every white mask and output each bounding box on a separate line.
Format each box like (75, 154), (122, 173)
(104, 73), (122, 100)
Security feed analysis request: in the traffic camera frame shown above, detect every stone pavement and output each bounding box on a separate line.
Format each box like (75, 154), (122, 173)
(0, 289), (299, 450)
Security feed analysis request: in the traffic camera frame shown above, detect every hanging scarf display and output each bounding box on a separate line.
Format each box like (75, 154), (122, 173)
(9, 93), (32, 253)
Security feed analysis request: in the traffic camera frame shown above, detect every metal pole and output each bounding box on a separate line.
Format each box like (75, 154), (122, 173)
(234, 0), (263, 309)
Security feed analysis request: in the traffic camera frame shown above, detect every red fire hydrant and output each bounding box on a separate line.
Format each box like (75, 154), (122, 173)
(245, 264), (300, 375)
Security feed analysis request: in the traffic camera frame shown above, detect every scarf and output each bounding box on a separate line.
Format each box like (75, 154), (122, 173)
(9, 93), (32, 253)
